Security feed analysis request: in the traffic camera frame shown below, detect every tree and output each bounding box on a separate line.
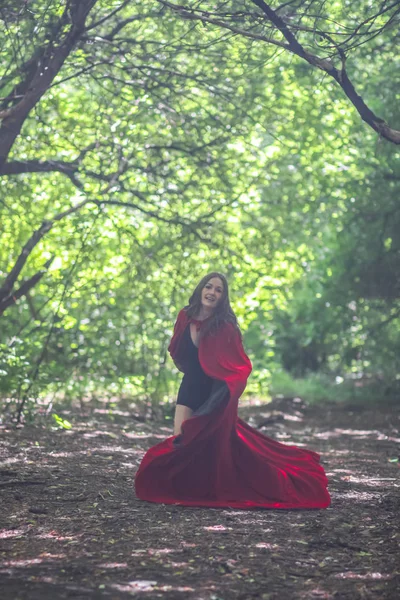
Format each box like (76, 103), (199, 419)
(0, 1), (399, 414)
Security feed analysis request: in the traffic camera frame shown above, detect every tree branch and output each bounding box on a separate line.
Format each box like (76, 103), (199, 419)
(158, 0), (400, 144)
(92, 198), (196, 227)
(0, 143), (102, 187)
(0, 164), (122, 308)
(0, 149), (218, 315)
(249, 0), (400, 144)
(156, 1), (289, 49)
(0, 158), (84, 188)
(0, 0), (98, 170)
(0, 258), (55, 316)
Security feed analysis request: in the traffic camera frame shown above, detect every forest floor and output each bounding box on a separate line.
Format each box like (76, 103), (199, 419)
(0, 398), (399, 600)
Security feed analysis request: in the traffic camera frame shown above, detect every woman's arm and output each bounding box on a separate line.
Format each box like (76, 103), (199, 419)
(168, 308), (187, 372)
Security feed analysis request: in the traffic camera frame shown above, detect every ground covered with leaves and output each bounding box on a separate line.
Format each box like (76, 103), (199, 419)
(0, 399), (399, 600)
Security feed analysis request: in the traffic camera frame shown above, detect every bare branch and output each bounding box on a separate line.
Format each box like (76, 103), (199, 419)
(156, 1), (289, 49)
(85, 0), (132, 31)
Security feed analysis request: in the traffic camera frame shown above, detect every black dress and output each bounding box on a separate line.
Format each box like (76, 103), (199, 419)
(176, 323), (214, 411)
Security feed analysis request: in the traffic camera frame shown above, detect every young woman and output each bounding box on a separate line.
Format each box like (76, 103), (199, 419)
(135, 272), (330, 509)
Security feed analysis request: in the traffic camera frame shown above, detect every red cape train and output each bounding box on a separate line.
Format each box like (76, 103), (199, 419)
(135, 309), (331, 509)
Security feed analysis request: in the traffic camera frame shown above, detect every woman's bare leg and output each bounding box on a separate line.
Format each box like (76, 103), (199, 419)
(174, 405), (193, 435)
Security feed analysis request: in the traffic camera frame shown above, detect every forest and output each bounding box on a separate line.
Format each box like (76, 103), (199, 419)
(0, 2), (399, 599)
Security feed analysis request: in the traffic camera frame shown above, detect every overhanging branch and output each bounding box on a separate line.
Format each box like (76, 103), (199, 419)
(0, 159), (84, 189)
(158, 0), (400, 144)
(250, 0), (400, 144)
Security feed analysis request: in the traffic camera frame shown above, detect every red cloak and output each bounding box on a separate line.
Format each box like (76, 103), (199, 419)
(134, 309), (330, 509)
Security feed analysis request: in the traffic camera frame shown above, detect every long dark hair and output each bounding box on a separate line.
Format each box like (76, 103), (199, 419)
(185, 272), (240, 338)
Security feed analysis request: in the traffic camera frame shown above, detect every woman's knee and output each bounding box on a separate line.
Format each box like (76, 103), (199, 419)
(174, 405), (193, 434)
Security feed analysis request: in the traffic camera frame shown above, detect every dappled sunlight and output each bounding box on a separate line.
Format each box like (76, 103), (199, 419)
(131, 549), (151, 557)
(0, 528), (28, 540)
(47, 450), (94, 458)
(255, 542), (278, 550)
(109, 580), (157, 593)
(315, 428), (397, 441)
(35, 531), (80, 541)
(336, 429), (382, 436)
(330, 468), (354, 473)
(300, 589), (334, 599)
(335, 572), (392, 580)
(109, 581), (195, 594)
(314, 430), (343, 440)
(28, 576), (57, 585)
(283, 413), (303, 422)
(275, 432), (292, 439)
(49, 445), (143, 458)
(203, 525), (229, 532)
(1, 554), (65, 568)
(148, 548), (182, 556)
(386, 435), (400, 443)
(334, 491), (381, 501)
(123, 432), (166, 440)
(1, 413), (397, 600)
(0, 457), (23, 466)
(1, 3), (399, 600)
(241, 398), (267, 407)
(93, 408), (131, 417)
(257, 411), (303, 424)
(1, 392), (397, 600)
(98, 562), (128, 569)
(83, 430), (120, 439)
(222, 510), (251, 517)
(341, 476), (398, 488)
(93, 444), (146, 454)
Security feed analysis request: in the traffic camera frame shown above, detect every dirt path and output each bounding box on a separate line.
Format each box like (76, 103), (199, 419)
(0, 400), (399, 599)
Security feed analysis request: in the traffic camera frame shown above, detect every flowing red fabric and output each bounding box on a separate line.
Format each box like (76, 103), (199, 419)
(135, 309), (330, 509)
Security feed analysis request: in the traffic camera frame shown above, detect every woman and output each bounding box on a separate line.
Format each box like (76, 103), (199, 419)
(135, 272), (330, 509)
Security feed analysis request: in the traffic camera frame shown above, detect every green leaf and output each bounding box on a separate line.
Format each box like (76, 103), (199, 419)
(52, 414), (72, 430)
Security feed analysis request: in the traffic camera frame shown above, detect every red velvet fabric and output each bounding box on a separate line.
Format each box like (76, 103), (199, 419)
(135, 309), (330, 509)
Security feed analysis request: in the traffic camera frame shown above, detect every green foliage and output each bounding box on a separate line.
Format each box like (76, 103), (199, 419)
(52, 413), (72, 430)
(269, 370), (381, 406)
(1, 1), (399, 419)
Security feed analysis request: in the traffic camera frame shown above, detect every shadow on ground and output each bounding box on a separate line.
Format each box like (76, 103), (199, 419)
(0, 400), (399, 599)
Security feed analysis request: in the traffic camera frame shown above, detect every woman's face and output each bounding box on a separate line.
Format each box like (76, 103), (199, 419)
(201, 277), (224, 311)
